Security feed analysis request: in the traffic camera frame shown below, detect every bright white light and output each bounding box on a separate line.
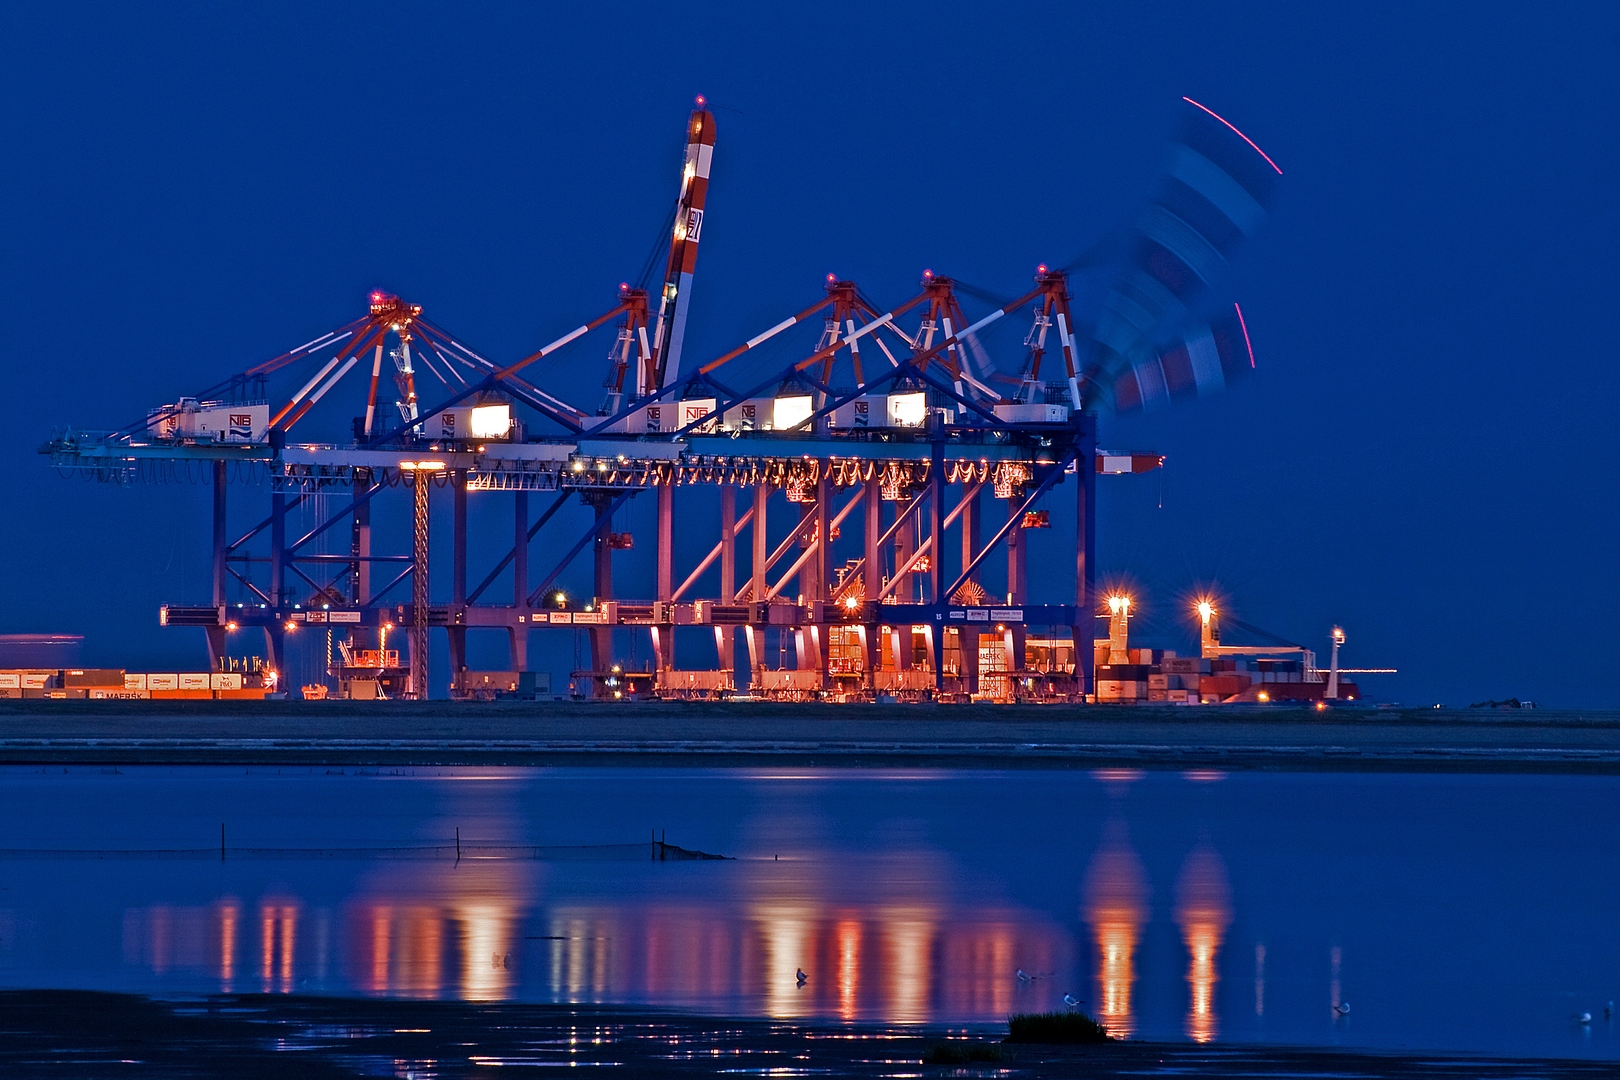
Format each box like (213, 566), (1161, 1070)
(888, 391), (927, 427)
(1197, 601), (1214, 624)
(469, 404), (512, 439)
(773, 394), (814, 431)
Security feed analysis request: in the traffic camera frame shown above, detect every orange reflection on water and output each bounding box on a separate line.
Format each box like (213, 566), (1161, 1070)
(121, 898), (244, 991)
(1174, 841), (1232, 1043)
(1082, 819), (1149, 1039)
(347, 857), (532, 1001)
(835, 918), (861, 1020)
(258, 900), (297, 993)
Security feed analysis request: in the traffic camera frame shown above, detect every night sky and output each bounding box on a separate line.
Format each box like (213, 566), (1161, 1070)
(2, 3), (1615, 706)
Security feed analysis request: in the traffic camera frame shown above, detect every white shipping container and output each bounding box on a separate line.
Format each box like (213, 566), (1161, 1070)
(210, 673), (243, 691)
(429, 404), (512, 442)
(773, 394), (815, 431)
(886, 391), (928, 428)
(123, 673), (147, 690)
(678, 398), (717, 434)
(150, 400), (270, 444)
(178, 673), (210, 691)
(831, 395), (886, 429)
(993, 402), (1069, 424)
(0, 673), (18, 689)
(626, 403), (670, 434)
(146, 674), (179, 691)
(20, 672), (51, 689)
(721, 399), (774, 431)
(90, 688), (150, 700)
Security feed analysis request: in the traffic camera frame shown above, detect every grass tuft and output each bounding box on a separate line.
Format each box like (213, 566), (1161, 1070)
(1004, 1010), (1112, 1044)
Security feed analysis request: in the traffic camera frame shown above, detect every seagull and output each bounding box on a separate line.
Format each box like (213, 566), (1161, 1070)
(1576, 1012), (1592, 1025)
(1017, 968), (1032, 984)
(796, 968), (807, 987)
(1334, 1002), (1351, 1016)
(1063, 994), (1084, 1009)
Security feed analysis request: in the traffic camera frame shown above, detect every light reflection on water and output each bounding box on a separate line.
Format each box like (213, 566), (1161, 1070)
(0, 766), (1616, 1059)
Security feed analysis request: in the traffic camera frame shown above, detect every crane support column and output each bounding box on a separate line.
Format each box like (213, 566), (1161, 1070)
(270, 492), (287, 606)
(351, 469), (371, 605)
(1008, 492), (1027, 685)
(746, 483), (769, 683)
(717, 484), (736, 672)
(409, 468), (431, 699)
(447, 469), (468, 688)
(929, 425), (945, 689)
(511, 490), (528, 673)
(959, 483), (980, 693)
(207, 461), (227, 665)
(1075, 419), (1097, 699)
(655, 482), (674, 672)
(863, 473), (882, 688)
(590, 494), (615, 695)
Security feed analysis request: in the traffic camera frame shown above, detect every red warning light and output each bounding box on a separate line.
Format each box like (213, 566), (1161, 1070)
(922, 268), (933, 279)
(695, 95), (706, 106)
(827, 273), (837, 283)
(1037, 263), (1048, 274)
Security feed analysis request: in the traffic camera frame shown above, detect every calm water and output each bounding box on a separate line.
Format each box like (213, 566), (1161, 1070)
(0, 765), (1613, 1059)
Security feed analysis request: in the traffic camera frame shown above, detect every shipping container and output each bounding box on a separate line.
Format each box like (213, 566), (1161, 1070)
(831, 395), (885, 429)
(720, 398), (774, 431)
(0, 673), (18, 689)
(123, 673), (147, 690)
(214, 689), (268, 700)
(89, 688), (150, 700)
(1200, 674), (1251, 697)
(149, 689), (213, 700)
(428, 403), (513, 442)
(992, 402), (1069, 424)
(209, 673), (243, 691)
(146, 674), (179, 691)
(63, 669), (125, 688)
(677, 398), (718, 433)
(177, 673), (210, 691)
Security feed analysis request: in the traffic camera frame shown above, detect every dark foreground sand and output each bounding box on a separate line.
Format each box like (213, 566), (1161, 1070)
(0, 701), (1615, 771)
(0, 991), (1610, 1079)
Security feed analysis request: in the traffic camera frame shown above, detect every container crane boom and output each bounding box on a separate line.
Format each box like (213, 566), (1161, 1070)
(650, 98), (716, 393)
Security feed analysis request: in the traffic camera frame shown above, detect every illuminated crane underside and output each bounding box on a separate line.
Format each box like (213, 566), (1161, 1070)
(45, 96), (1279, 702)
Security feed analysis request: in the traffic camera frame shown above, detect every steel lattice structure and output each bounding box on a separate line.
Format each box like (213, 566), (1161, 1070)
(44, 97), (1280, 702)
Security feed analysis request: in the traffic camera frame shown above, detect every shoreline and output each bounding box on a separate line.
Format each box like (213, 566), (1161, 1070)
(0, 990), (1610, 1077)
(0, 701), (1615, 772)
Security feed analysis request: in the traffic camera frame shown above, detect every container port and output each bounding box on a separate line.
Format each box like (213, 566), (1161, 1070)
(41, 97), (1384, 705)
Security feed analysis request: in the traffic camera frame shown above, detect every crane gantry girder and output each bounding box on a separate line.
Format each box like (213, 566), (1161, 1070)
(43, 93), (1296, 703)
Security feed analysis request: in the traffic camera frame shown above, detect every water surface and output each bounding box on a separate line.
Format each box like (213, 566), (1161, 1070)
(0, 765), (1613, 1059)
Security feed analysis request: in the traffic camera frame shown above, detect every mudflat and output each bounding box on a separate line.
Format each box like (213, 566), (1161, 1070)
(0, 701), (1614, 771)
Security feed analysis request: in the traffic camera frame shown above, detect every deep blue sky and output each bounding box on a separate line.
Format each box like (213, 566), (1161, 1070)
(2, 3), (1616, 705)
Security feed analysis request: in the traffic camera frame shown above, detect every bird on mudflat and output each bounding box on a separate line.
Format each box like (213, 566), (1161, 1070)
(1334, 1002), (1351, 1016)
(1063, 994), (1084, 1009)
(796, 968), (807, 987)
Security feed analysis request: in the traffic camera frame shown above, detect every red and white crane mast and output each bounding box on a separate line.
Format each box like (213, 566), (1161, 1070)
(648, 98), (716, 395)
